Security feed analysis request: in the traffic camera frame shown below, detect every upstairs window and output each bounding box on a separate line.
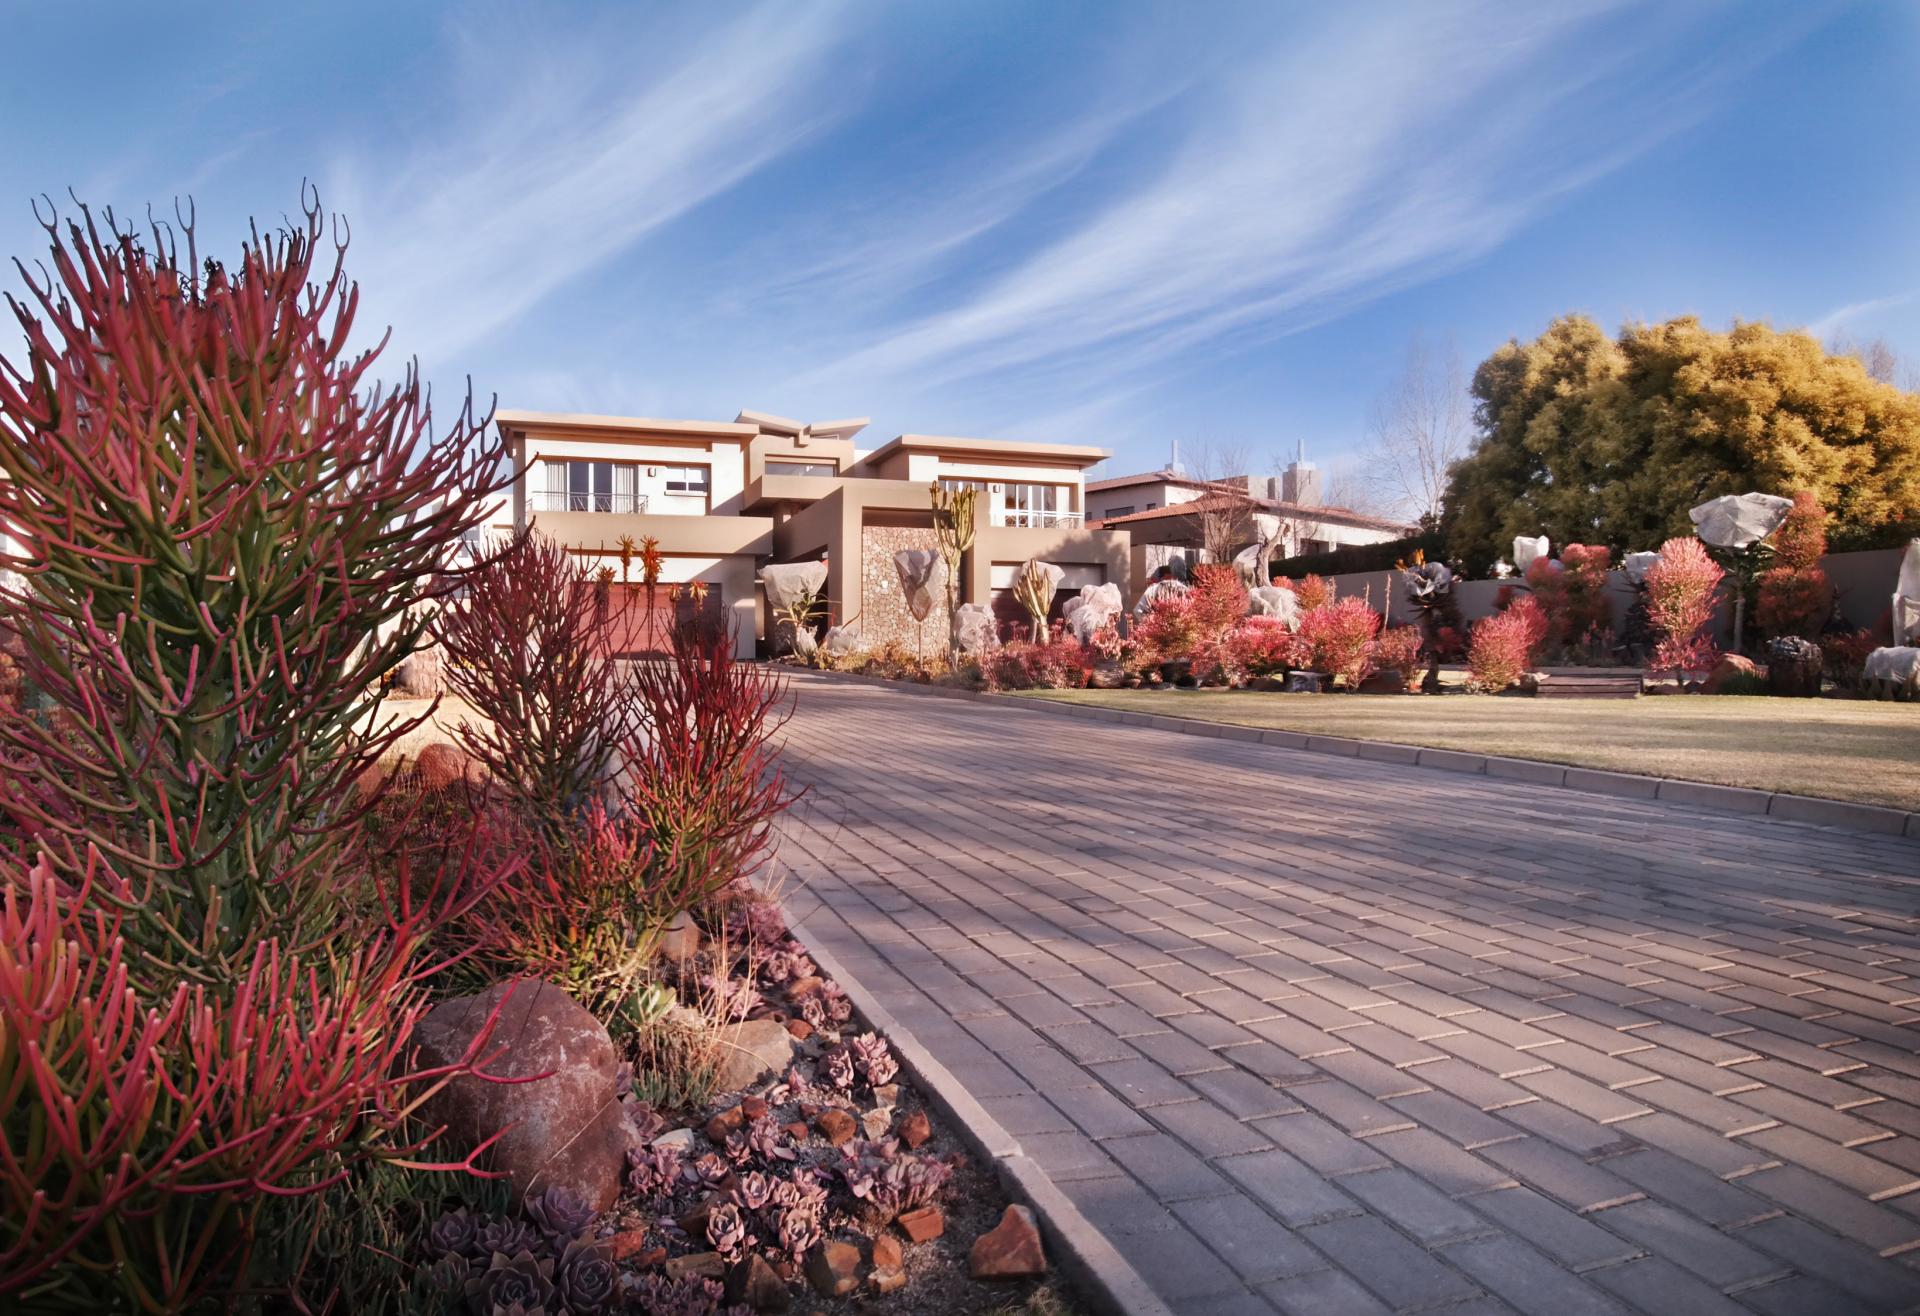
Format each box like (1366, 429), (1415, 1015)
(767, 460), (836, 477)
(1105, 505), (1135, 518)
(539, 459), (643, 513)
(663, 464), (710, 494)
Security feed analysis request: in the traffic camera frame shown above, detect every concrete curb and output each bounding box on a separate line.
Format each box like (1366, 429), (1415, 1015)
(782, 898), (1177, 1316)
(790, 669), (1920, 840)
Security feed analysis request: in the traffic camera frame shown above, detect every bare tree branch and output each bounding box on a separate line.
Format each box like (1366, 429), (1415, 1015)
(1362, 332), (1472, 522)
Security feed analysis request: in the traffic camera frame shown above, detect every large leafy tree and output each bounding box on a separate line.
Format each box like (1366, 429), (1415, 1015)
(1442, 314), (1920, 572)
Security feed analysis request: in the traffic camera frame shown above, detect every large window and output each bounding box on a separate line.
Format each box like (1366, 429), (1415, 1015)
(767, 460), (837, 477)
(537, 460), (644, 513)
(662, 464), (710, 495)
(938, 477), (1081, 529)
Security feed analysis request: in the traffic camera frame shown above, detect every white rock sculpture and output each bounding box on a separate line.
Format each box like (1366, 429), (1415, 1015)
(823, 623), (863, 658)
(1133, 578), (1190, 618)
(1512, 536), (1550, 574)
(1062, 582), (1123, 643)
(892, 548), (946, 623)
(1246, 585), (1300, 628)
(953, 602), (998, 655)
(1233, 513), (1288, 587)
(1621, 551), (1661, 585)
(1688, 492), (1793, 549)
(1894, 539), (1920, 644)
(760, 560), (828, 611)
(1863, 646), (1920, 700)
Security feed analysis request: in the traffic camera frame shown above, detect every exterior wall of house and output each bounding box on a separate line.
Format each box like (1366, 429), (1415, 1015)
(1084, 478), (1208, 522)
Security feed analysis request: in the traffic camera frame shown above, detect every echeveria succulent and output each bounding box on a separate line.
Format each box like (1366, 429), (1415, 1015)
(462, 1248), (555, 1314)
(556, 1235), (619, 1314)
(525, 1183), (596, 1240)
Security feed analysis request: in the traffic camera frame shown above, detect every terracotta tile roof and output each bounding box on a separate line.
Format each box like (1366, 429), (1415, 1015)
(1089, 494), (1416, 535)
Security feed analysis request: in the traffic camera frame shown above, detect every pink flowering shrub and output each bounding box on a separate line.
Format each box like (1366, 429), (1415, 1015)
(1467, 598), (1544, 691)
(1132, 589), (1200, 671)
(1293, 573), (1334, 611)
(1224, 616), (1300, 678)
(1298, 597), (1381, 688)
(1645, 537), (1724, 673)
(1526, 543), (1613, 652)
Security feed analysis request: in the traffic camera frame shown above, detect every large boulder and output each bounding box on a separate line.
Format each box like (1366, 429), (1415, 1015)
(1702, 654), (1761, 694)
(411, 980), (636, 1211)
(892, 549), (946, 624)
(1766, 636), (1822, 698)
(1689, 493), (1793, 549)
(953, 602), (998, 655)
(1246, 585), (1299, 627)
(1621, 551), (1661, 585)
(1061, 583), (1122, 643)
(822, 623), (863, 658)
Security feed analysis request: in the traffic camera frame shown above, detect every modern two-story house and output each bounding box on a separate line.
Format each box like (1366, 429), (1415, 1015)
(490, 408), (1129, 657)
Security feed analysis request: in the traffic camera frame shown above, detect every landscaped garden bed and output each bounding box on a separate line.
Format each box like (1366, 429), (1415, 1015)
(0, 196), (1074, 1315)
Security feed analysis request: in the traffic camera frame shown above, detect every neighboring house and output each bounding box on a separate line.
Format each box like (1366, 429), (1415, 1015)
(493, 408), (1127, 657)
(1087, 457), (1416, 589)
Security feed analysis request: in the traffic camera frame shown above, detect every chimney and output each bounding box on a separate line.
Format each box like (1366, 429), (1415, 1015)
(1281, 443), (1319, 506)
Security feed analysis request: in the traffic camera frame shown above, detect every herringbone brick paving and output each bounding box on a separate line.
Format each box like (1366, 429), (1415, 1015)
(774, 676), (1920, 1315)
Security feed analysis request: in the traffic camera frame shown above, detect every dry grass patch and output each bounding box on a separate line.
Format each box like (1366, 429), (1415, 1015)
(1020, 690), (1920, 812)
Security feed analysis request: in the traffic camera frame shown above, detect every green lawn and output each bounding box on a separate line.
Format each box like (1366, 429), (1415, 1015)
(1018, 689), (1920, 812)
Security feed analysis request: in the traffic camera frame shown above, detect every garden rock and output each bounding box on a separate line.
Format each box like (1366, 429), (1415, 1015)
(1689, 491), (1794, 549)
(1702, 654), (1761, 694)
(392, 644), (444, 698)
(761, 561), (828, 612)
(969, 1204), (1046, 1280)
(897, 1205), (945, 1242)
(711, 1018), (798, 1093)
(895, 1109), (931, 1149)
(892, 548), (946, 623)
(805, 1240), (861, 1297)
(816, 1108), (857, 1146)
(1622, 550), (1661, 584)
(954, 602), (997, 654)
(411, 979), (634, 1211)
(1088, 662), (1126, 689)
(666, 1251), (725, 1281)
(1863, 646), (1920, 700)
(1766, 636), (1823, 697)
(1246, 584), (1299, 626)
(727, 1254), (790, 1311)
(871, 1234), (904, 1272)
(1283, 670), (1325, 693)
(656, 911), (702, 964)
(1062, 582), (1122, 643)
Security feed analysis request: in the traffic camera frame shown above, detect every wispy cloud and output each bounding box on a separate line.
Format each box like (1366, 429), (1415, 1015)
(804, 3), (1818, 403)
(327, 4), (853, 367)
(1809, 289), (1919, 340)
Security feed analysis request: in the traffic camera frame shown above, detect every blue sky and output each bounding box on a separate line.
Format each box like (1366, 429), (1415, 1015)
(3, 1), (1916, 487)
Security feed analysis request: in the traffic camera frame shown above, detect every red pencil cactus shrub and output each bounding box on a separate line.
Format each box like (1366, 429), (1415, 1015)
(1645, 537), (1725, 673)
(0, 195), (504, 990)
(1467, 597), (1546, 691)
(624, 612), (798, 922)
(0, 850), (519, 1309)
(435, 529), (640, 843)
(1298, 597), (1381, 687)
(1754, 492), (1831, 639)
(1293, 573), (1335, 611)
(1370, 626), (1425, 682)
(1223, 616), (1299, 679)
(1188, 564), (1249, 637)
(1526, 544), (1613, 651)
(1132, 587), (1201, 671)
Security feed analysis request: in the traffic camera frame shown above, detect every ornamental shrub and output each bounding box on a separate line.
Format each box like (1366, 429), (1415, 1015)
(1224, 616), (1299, 678)
(1754, 492), (1831, 639)
(1294, 573), (1335, 612)
(1298, 597), (1381, 688)
(1467, 601), (1541, 691)
(1133, 587), (1200, 669)
(1370, 626), (1425, 682)
(1644, 537), (1724, 672)
(1526, 543), (1613, 651)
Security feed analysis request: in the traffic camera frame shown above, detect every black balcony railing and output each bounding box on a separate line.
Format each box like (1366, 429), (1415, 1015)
(529, 490), (650, 514)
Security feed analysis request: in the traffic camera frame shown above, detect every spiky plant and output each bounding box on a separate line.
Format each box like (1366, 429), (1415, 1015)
(930, 481), (978, 657)
(0, 192), (505, 990)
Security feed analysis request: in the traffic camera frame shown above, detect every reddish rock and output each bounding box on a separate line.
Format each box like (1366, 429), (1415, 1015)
(870, 1234), (903, 1272)
(896, 1205), (945, 1243)
(410, 979), (634, 1210)
(657, 911), (702, 965)
(815, 1108), (857, 1147)
(609, 1228), (652, 1261)
(786, 1018), (814, 1041)
(741, 1095), (769, 1121)
(786, 976), (824, 1000)
(895, 1110), (932, 1150)
(804, 1240), (861, 1297)
(799, 1102), (821, 1121)
(666, 1251), (725, 1281)
(678, 1198), (715, 1237)
(633, 1246), (667, 1270)
(969, 1204), (1045, 1280)
(869, 1267), (906, 1295)
(784, 1121), (810, 1142)
(726, 1253), (790, 1311)
(1703, 654), (1762, 694)
(706, 1105), (746, 1143)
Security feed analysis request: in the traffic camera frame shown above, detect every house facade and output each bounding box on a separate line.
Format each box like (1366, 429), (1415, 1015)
(492, 409), (1128, 657)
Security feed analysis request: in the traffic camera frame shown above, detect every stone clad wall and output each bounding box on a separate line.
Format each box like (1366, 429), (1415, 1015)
(861, 525), (952, 654)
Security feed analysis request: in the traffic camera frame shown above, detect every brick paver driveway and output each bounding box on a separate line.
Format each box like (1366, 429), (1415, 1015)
(773, 676), (1920, 1316)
